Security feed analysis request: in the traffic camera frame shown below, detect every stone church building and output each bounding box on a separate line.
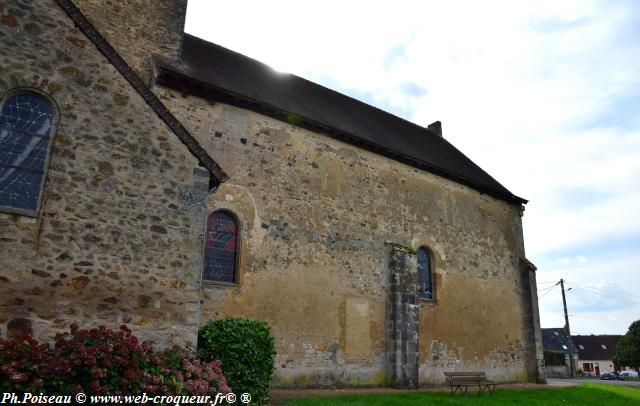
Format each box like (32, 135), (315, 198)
(0, 0), (545, 387)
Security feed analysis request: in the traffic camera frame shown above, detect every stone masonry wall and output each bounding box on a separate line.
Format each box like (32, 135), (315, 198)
(156, 87), (538, 386)
(0, 0), (207, 345)
(385, 245), (419, 388)
(74, 0), (187, 82)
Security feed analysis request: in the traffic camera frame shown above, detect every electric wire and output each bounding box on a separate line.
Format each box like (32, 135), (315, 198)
(565, 280), (640, 301)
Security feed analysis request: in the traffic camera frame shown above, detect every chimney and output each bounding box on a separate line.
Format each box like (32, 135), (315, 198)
(428, 121), (442, 137)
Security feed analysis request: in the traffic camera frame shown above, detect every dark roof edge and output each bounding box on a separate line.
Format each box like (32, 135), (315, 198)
(153, 57), (527, 206)
(54, 0), (228, 184)
(573, 335), (623, 337)
(520, 257), (537, 272)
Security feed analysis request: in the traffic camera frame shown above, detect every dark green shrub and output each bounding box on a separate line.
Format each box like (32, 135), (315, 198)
(616, 319), (640, 369)
(198, 318), (276, 405)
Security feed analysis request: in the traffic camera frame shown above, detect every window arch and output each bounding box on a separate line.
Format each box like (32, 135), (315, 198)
(417, 246), (434, 300)
(203, 210), (239, 283)
(0, 90), (57, 216)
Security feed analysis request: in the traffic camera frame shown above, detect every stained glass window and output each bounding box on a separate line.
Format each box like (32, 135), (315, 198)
(203, 211), (239, 283)
(417, 246), (433, 299)
(0, 92), (55, 216)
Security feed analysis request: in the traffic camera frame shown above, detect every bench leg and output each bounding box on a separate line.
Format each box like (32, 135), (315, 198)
(450, 383), (491, 397)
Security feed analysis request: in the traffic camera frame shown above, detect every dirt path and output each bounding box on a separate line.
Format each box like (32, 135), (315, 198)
(547, 377), (640, 388)
(269, 381), (577, 405)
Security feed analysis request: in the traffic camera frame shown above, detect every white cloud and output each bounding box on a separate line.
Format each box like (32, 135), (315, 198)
(537, 255), (640, 334)
(552, 257), (587, 266)
(541, 306), (639, 336)
(186, 0), (640, 333)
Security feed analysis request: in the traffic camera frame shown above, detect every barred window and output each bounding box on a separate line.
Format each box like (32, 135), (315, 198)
(0, 91), (56, 216)
(203, 210), (239, 283)
(417, 246), (434, 299)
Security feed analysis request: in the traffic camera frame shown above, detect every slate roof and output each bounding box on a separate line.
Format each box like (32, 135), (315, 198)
(572, 335), (622, 361)
(153, 34), (527, 205)
(542, 328), (576, 354)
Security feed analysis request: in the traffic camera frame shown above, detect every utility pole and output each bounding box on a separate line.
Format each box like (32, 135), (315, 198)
(560, 279), (576, 378)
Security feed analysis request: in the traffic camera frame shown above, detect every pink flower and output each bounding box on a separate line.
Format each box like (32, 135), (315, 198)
(9, 372), (27, 383)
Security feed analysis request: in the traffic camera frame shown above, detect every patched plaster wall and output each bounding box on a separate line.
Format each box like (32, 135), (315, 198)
(156, 87), (539, 386)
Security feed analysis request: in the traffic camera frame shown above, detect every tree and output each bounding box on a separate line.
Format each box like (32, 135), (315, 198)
(616, 319), (640, 369)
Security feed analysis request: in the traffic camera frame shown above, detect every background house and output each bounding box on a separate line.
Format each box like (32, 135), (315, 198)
(572, 335), (623, 376)
(541, 328), (578, 378)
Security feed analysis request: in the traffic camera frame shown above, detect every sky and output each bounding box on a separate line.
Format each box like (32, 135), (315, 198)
(185, 0), (640, 335)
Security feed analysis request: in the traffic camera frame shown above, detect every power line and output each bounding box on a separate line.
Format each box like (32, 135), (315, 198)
(541, 280), (632, 338)
(568, 314), (631, 325)
(537, 288), (555, 296)
(538, 283), (557, 291)
(539, 285), (558, 299)
(564, 281), (640, 305)
(565, 280), (640, 300)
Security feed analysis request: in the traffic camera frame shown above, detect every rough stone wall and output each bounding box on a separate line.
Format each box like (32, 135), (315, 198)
(545, 365), (571, 378)
(531, 276), (546, 381)
(385, 245), (419, 388)
(520, 259), (546, 382)
(0, 0), (207, 345)
(156, 87), (539, 386)
(73, 0), (187, 82)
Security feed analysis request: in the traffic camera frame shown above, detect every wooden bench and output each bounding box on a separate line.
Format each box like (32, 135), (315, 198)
(444, 371), (496, 396)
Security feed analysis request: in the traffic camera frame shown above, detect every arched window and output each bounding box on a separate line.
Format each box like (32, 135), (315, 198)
(0, 91), (56, 216)
(417, 246), (434, 299)
(203, 210), (239, 283)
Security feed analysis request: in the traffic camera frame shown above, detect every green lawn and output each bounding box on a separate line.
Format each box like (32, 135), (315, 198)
(282, 383), (640, 406)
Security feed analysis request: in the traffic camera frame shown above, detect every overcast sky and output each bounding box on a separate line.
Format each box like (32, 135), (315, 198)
(186, 0), (640, 335)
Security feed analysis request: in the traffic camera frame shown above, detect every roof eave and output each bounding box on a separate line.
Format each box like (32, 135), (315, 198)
(152, 57), (528, 206)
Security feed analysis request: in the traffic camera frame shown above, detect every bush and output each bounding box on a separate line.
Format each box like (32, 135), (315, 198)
(0, 323), (229, 396)
(616, 319), (640, 369)
(198, 318), (276, 405)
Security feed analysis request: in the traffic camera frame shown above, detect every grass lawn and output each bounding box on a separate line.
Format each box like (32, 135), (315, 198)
(282, 383), (640, 405)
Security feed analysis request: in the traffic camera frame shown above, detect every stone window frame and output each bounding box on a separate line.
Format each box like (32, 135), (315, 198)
(0, 87), (59, 218)
(201, 208), (243, 287)
(416, 245), (436, 301)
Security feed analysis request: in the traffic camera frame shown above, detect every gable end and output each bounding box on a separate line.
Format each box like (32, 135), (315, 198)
(55, 0), (227, 185)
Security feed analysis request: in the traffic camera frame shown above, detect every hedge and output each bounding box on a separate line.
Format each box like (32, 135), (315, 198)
(198, 318), (276, 405)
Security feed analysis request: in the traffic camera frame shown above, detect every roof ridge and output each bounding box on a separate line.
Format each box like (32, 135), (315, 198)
(183, 34), (435, 137)
(161, 34), (527, 205)
(573, 335), (623, 338)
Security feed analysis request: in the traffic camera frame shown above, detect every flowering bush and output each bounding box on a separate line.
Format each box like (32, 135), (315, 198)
(0, 323), (230, 396)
